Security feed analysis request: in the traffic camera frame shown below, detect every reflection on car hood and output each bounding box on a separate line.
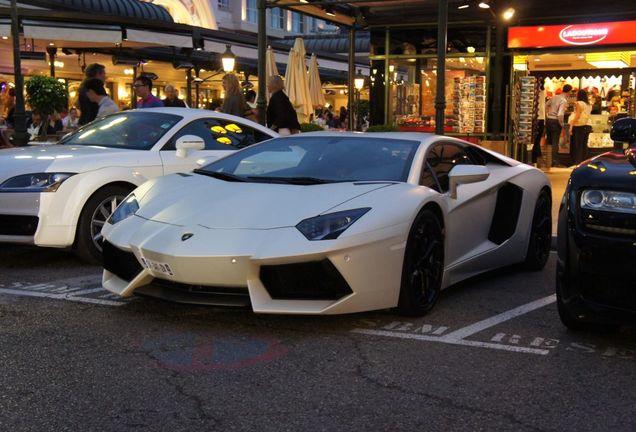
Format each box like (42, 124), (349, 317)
(571, 150), (636, 187)
(137, 173), (393, 229)
(0, 145), (150, 183)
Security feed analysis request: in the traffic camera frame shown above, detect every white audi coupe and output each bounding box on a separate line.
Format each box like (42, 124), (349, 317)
(102, 133), (551, 316)
(0, 108), (277, 262)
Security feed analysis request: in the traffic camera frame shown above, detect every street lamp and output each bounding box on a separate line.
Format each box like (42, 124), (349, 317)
(221, 44), (236, 73)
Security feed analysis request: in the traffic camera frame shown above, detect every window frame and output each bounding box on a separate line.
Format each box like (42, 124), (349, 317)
(419, 141), (481, 193)
(161, 117), (268, 151)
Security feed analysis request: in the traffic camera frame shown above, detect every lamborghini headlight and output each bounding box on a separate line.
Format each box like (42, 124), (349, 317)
(0, 173), (75, 192)
(296, 208), (371, 240)
(107, 194), (139, 225)
(581, 189), (636, 214)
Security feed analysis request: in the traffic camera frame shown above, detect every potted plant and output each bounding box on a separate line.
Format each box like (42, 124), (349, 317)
(25, 75), (68, 140)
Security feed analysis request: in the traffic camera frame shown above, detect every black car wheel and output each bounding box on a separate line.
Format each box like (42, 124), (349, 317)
(75, 185), (131, 264)
(556, 265), (619, 332)
(524, 189), (552, 270)
(397, 209), (444, 316)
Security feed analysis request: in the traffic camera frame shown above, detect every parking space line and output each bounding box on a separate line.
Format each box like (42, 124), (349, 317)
(441, 294), (556, 341)
(351, 328), (550, 355)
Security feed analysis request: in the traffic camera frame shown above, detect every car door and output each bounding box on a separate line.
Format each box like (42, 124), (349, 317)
(420, 142), (500, 280)
(159, 117), (273, 174)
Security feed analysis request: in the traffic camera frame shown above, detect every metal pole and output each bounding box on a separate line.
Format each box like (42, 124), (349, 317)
(10, 0), (28, 146)
(47, 47), (56, 78)
(348, 27), (355, 131)
(383, 29), (390, 125)
(256, 0), (267, 126)
(186, 68), (192, 107)
(195, 69), (200, 108)
(491, 23), (505, 138)
(131, 65), (137, 109)
(435, 0), (448, 135)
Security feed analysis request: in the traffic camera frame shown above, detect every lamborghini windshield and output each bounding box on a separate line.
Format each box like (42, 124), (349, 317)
(59, 112), (182, 150)
(196, 136), (419, 184)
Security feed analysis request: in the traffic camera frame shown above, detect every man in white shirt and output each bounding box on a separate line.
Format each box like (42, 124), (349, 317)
(545, 84), (572, 167)
(83, 78), (119, 118)
(62, 107), (79, 130)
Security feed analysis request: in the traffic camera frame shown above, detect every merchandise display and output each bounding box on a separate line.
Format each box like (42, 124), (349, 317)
(452, 76), (486, 133)
(512, 75), (537, 151)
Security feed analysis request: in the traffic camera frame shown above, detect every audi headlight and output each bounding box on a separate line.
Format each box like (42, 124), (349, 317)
(0, 173), (75, 192)
(107, 194), (139, 225)
(296, 208), (371, 240)
(581, 189), (636, 214)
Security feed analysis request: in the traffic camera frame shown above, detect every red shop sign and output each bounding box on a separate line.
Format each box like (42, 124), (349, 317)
(508, 20), (636, 49)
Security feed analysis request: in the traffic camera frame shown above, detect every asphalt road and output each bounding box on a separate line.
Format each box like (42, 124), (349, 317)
(0, 245), (634, 432)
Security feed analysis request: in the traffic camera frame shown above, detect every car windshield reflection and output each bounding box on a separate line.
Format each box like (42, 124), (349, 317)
(197, 136), (419, 184)
(59, 112), (182, 150)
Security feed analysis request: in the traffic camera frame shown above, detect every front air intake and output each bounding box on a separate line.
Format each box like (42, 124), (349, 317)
(260, 260), (353, 300)
(103, 240), (143, 282)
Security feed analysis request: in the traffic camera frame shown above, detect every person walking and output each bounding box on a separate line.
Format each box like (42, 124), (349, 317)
(570, 89), (592, 165)
(266, 75), (300, 135)
(532, 83), (546, 166)
(162, 84), (186, 108)
(83, 78), (119, 117)
(133, 76), (163, 108)
(545, 84), (572, 167)
(221, 74), (248, 118)
(78, 63), (106, 126)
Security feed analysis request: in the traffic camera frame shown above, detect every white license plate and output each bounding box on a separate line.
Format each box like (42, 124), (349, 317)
(139, 257), (174, 276)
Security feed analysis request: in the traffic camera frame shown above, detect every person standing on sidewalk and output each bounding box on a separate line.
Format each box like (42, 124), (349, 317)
(545, 84), (572, 167)
(570, 89), (592, 165)
(77, 63), (106, 126)
(134, 76), (164, 108)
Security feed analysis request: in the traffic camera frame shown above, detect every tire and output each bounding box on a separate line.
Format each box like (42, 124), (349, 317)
(75, 185), (131, 264)
(524, 189), (552, 270)
(397, 209), (444, 317)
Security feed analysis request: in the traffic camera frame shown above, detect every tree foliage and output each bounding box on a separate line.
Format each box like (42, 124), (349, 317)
(25, 75), (68, 117)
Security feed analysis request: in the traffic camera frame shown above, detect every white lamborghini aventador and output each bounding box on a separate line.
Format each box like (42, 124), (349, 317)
(102, 133), (552, 316)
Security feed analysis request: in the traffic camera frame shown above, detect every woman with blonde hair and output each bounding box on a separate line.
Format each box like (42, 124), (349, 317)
(221, 73), (249, 118)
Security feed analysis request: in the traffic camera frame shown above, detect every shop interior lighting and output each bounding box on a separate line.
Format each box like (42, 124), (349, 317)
(457, 3), (470, 9)
(467, 46), (476, 53)
(354, 69), (365, 90)
(586, 52), (630, 69)
(478, 1), (490, 9)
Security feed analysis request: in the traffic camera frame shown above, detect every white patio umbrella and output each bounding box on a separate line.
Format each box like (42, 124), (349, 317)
(308, 53), (326, 108)
(265, 46), (278, 100)
(284, 38), (313, 123)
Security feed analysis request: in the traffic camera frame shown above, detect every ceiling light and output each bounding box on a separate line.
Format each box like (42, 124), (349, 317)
(586, 52), (630, 69)
(324, 7), (336, 17)
(299, 0), (308, 3)
(478, 1), (490, 9)
(458, 3), (470, 9)
(467, 46), (476, 53)
(502, 8), (515, 20)
(1, 36), (8, 40)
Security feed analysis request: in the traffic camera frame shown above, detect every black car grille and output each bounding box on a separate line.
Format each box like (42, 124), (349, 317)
(0, 215), (39, 236)
(137, 279), (251, 307)
(580, 274), (636, 310)
(103, 240), (143, 282)
(581, 209), (636, 238)
(260, 260), (353, 300)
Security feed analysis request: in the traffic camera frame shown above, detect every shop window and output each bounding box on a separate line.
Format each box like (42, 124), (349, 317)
(292, 12), (305, 33)
(218, 0), (230, 10)
(166, 118), (269, 151)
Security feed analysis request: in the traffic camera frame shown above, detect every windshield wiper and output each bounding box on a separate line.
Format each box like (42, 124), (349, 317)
(193, 169), (247, 182)
(246, 176), (334, 185)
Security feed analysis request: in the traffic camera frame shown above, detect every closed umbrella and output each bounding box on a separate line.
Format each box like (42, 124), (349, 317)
(308, 54), (326, 109)
(265, 46), (278, 101)
(284, 37), (313, 124)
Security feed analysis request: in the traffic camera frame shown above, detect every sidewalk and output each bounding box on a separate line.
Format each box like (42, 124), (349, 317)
(544, 167), (573, 236)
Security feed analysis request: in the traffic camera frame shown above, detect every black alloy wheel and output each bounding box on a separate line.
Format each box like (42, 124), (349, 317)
(75, 184), (131, 264)
(524, 189), (552, 270)
(397, 209), (444, 316)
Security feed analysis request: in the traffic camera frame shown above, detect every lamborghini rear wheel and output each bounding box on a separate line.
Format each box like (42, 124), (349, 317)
(524, 189), (552, 270)
(397, 209), (444, 317)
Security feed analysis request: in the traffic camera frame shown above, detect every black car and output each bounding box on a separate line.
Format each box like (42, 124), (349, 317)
(556, 117), (636, 331)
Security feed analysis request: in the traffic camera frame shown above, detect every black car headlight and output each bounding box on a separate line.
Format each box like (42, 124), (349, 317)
(581, 189), (636, 214)
(0, 173), (75, 192)
(107, 194), (139, 225)
(296, 208), (371, 240)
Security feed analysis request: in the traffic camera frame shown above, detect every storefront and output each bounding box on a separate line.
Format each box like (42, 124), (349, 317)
(508, 20), (636, 164)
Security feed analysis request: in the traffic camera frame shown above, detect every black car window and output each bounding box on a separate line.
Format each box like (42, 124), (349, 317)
(421, 142), (474, 193)
(163, 118), (270, 151)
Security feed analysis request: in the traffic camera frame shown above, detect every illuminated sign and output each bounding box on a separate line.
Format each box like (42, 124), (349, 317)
(508, 20), (636, 49)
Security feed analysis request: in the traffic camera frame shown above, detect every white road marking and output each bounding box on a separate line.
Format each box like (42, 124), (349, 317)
(0, 288), (129, 306)
(440, 294), (556, 341)
(351, 295), (558, 356)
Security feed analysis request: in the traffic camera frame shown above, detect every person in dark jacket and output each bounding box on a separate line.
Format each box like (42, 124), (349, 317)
(77, 63), (106, 126)
(266, 75), (300, 135)
(162, 84), (186, 108)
